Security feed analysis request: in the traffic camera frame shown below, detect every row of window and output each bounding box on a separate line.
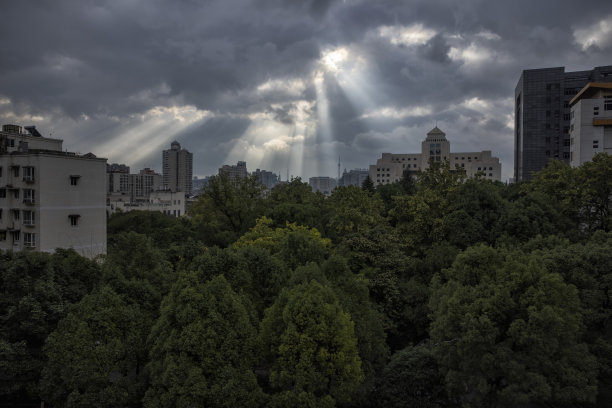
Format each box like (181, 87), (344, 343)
(0, 231), (36, 246)
(0, 166), (35, 181)
(0, 188), (35, 202)
(0, 210), (80, 226)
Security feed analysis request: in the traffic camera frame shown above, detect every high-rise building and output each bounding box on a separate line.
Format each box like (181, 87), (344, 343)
(514, 65), (612, 181)
(219, 161), (248, 179)
(0, 124), (107, 258)
(308, 177), (337, 195)
(369, 127), (501, 185)
(568, 82), (612, 166)
(253, 168), (279, 189)
(162, 141), (193, 195)
(338, 168), (369, 187)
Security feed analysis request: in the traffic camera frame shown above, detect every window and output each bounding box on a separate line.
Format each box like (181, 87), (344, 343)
(0, 167), (2, 177)
(24, 233), (35, 247)
(593, 140), (599, 149)
(23, 189), (34, 204)
(69, 214), (80, 226)
(0, 189), (5, 199)
(70, 175), (80, 186)
(12, 189), (19, 199)
(563, 152), (570, 159)
(23, 211), (35, 226)
(10, 166), (19, 177)
(563, 113), (570, 120)
(8, 139), (15, 147)
(12, 209), (19, 220)
(605, 96), (612, 110)
(23, 166), (34, 182)
(0, 231), (5, 241)
(11, 231), (20, 243)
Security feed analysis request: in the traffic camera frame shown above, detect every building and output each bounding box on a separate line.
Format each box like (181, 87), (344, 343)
(0, 124), (107, 258)
(338, 168), (369, 187)
(162, 141), (193, 195)
(129, 168), (162, 201)
(514, 65), (612, 181)
(309, 177), (337, 195)
(108, 190), (185, 217)
(253, 168), (280, 189)
(369, 127), (501, 185)
(568, 82), (612, 166)
(219, 161), (248, 179)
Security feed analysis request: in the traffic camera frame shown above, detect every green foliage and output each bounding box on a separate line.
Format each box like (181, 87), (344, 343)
(264, 177), (325, 231)
(0, 250), (100, 400)
(361, 175), (375, 194)
(324, 186), (385, 242)
(145, 274), (264, 408)
(40, 286), (149, 408)
(429, 245), (598, 407)
(233, 216), (331, 269)
(259, 279), (364, 406)
(372, 343), (447, 408)
(189, 172), (266, 246)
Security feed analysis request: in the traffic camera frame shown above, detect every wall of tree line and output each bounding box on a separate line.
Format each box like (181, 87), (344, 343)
(1, 154), (611, 407)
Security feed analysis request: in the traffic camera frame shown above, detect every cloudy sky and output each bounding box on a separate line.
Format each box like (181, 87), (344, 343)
(1, 0), (611, 182)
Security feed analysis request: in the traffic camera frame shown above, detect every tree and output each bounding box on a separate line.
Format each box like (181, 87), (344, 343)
(264, 177), (325, 231)
(189, 173), (266, 247)
(429, 245), (598, 407)
(145, 274), (264, 408)
(372, 343), (447, 408)
(0, 250), (100, 403)
(361, 175), (375, 194)
(232, 216), (331, 269)
(40, 286), (149, 407)
(324, 186), (385, 242)
(259, 279), (363, 406)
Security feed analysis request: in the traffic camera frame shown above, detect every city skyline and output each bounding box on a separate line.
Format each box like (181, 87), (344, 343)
(1, 1), (612, 182)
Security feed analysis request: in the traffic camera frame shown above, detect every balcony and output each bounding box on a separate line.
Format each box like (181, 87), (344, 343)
(23, 198), (35, 205)
(23, 176), (35, 184)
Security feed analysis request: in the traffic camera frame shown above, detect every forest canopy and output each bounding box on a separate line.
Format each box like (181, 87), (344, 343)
(2, 154), (612, 407)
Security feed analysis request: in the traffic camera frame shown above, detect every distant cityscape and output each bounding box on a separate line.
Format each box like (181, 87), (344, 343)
(0, 64), (610, 258)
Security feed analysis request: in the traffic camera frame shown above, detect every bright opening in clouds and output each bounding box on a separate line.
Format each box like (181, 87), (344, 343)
(378, 24), (437, 46)
(574, 17), (612, 50)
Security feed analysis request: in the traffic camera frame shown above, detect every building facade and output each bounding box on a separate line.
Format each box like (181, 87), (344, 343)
(162, 141), (193, 195)
(514, 65), (612, 181)
(369, 127), (501, 185)
(219, 161), (248, 178)
(308, 176), (337, 195)
(108, 190), (185, 218)
(569, 82), (612, 166)
(254, 168), (279, 189)
(0, 124), (107, 258)
(338, 168), (369, 187)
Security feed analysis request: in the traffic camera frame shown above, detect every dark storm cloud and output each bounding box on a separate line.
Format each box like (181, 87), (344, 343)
(1, 0), (612, 181)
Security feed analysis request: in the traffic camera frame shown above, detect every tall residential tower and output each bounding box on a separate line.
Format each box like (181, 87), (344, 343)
(514, 65), (612, 181)
(162, 141), (193, 195)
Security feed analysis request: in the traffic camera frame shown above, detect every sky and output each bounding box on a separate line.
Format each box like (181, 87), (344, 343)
(1, 0), (612, 182)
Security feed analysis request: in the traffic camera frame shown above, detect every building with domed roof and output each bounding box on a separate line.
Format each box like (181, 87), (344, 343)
(369, 127), (501, 185)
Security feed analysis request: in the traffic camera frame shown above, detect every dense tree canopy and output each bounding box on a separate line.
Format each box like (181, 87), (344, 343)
(2, 154), (612, 407)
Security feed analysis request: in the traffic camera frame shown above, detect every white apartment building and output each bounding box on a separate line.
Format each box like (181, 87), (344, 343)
(569, 82), (612, 166)
(369, 127), (502, 185)
(0, 124), (107, 258)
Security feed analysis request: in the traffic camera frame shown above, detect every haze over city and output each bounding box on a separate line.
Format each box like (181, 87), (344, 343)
(1, 0), (612, 182)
